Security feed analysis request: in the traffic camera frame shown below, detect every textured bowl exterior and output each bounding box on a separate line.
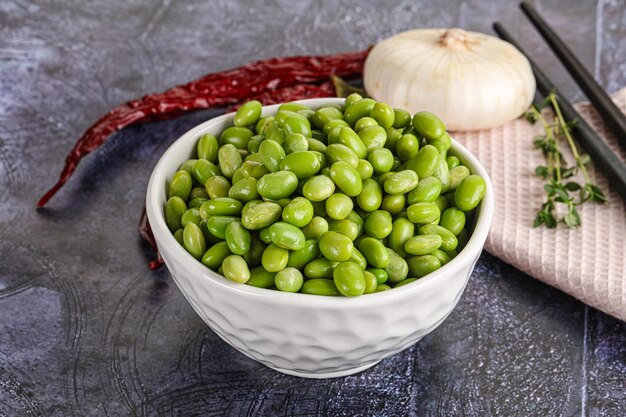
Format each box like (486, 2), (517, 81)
(146, 98), (494, 378)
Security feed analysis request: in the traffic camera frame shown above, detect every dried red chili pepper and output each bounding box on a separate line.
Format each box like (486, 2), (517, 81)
(139, 80), (343, 270)
(37, 49), (370, 208)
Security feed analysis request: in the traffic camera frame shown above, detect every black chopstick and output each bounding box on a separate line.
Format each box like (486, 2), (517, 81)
(520, 1), (626, 150)
(493, 22), (626, 201)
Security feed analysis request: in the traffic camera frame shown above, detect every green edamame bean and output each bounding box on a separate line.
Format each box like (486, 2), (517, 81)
(385, 128), (403, 152)
(375, 284), (392, 292)
(282, 133), (309, 154)
(222, 255), (250, 283)
(190, 186), (209, 200)
(283, 116), (312, 137)
(344, 98), (376, 126)
(333, 261), (365, 297)
(307, 138), (326, 153)
(384, 249), (409, 283)
(431, 248), (453, 265)
(449, 165), (471, 191)
(278, 102), (309, 112)
(301, 278), (340, 296)
(218, 144), (243, 179)
(200, 197), (243, 218)
(432, 156), (451, 193)
(407, 255), (441, 278)
(265, 122), (285, 144)
(355, 116), (378, 132)
(356, 159), (373, 180)
(328, 219), (360, 241)
(258, 227), (272, 244)
(412, 111), (445, 140)
(205, 176), (231, 199)
(418, 224), (458, 251)
(329, 161), (362, 197)
(280, 151), (321, 179)
(388, 217), (414, 257)
(367, 268), (388, 284)
(181, 208), (201, 227)
(302, 175), (335, 201)
(368, 148), (394, 173)
(173, 229), (184, 245)
(394, 278), (418, 288)
(259, 139), (285, 172)
(349, 247), (368, 269)
(241, 201), (282, 230)
(407, 202), (441, 224)
(339, 127), (367, 159)
(244, 235), (266, 266)
(323, 119), (350, 135)
(434, 195), (448, 212)
(363, 270), (378, 294)
(446, 155), (461, 169)
(404, 234), (442, 255)
(228, 176), (259, 203)
(407, 145), (439, 179)
(454, 175), (486, 211)
(344, 92), (363, 108)
(381, 194), (406, 216)
(364, 210), (393, 239)
(280, 197), (313, 227)
(256, 171), (298, 200)
(384, 170), (419, 195)
(358, 237), (390, 268)
(392, 108), (411, 129)
(261, 244), (289, 272)
(429, 132), (451, 153)
(326, 144), (359, 168)
(319, 231), (354, 262)
(225, 221), (251, 255)
(256, 116), (274, 134)
(440, 207), (466, 236)
(246, 267), (276, 289)
(287, 240), (319, 269)
(183, 223), (207, 259)
(234, 100), (262, 127)
(201, 241), (231, 270)
(408, 177), (442, 204)
(168, 170), (192, 201)
(248, 134), (264, 153)
(276, 109), (307, 125)
(275, 267), (304, 292)
(396, 134), (420, 162)
(301, 216), (328, 240)
(312, 106), (344, 129)
(165, 196), (187, 232)
(358, 126), (387, 152)
(205, 215), (238, 240)
(370, 102), (395, 129)
(269, 222), (305, 251)
(220, 126), (253, 149)
(304, 258), (337, 279)
(197, 133), (219, 162)
(325, 193), (353, 220)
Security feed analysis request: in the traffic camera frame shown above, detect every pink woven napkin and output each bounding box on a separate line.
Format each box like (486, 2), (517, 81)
(453, 87), (626, 321)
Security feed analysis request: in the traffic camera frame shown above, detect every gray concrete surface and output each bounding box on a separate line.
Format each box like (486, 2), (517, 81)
(0, 0), (624, 415)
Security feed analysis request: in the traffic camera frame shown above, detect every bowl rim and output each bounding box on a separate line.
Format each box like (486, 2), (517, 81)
(146, 97), (494, 306)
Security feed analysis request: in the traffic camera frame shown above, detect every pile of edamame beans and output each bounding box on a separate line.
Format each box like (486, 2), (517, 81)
(164, 94), (486, 297)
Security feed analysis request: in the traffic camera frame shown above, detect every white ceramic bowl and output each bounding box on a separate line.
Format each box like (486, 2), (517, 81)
(146, 98), (494, 379)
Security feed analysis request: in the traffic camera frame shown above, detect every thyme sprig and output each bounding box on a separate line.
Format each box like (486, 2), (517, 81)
(525, 93), (607, 229)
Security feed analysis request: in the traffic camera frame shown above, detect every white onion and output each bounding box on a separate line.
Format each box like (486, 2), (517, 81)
(364, 28), (536, 131)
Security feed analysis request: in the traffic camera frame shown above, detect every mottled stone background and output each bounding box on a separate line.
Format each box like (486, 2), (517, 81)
(1, 0), (625, 416)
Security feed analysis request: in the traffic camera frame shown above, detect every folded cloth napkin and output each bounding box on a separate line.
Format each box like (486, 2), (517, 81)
(453, 87), (626, 322)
